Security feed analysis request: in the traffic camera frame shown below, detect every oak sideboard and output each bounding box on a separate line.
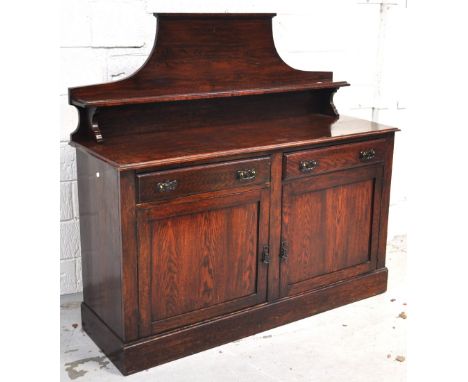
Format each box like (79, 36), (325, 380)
(69, 13), (399, 375)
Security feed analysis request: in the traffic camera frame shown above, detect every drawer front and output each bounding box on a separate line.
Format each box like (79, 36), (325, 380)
(138, 157), (271, 203)
(283, 139), (388, 180)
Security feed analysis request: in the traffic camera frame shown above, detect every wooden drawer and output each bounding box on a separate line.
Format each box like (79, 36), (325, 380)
(283, 139), (388, 180)
(137, 157), (271, 203)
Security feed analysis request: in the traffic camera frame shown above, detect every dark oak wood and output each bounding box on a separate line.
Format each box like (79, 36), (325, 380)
(377, 135), (395, 268)
(76, 151), (124, 339)
(119, 172), (139, 341)
(280, 164), (383, 297)
(137, 157), (270, 203)
(267, 152), (283, 301)
(283, 138), (388, 180)
(137, 188), (270, 335)
(70, 12), (398, 376)
(82, 268), (388, 375)
(69, 14), (347, 108)
(71, 112), (397, 170)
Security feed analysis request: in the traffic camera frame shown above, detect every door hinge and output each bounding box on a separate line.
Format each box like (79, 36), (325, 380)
(280, 240), (288, 261)
(262, 245), (271, 264)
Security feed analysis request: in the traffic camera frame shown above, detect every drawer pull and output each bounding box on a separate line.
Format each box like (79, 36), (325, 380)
(156, 179), (178, 193)
(299, 159), (319, 172)
(237, 169), (256, 181)
(359, 149), (376, 162)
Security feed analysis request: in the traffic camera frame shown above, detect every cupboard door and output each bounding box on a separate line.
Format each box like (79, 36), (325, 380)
(137, 188), (270, 336)
(280, 165), (383, 297)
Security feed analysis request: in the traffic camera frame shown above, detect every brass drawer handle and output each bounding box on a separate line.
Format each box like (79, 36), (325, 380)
(237, 169), (256, 181)
(156, 179), (178, 193)
(359, 149), (376, 162)
(299, 159), (319, 172)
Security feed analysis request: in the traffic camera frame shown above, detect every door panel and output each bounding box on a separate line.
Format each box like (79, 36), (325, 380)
(137, 188), (269, 336)
(151, 203), (258, 320)
(280, 165), (383, 297)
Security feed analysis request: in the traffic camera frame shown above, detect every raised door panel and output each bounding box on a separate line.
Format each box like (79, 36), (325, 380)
(280, 165), (383, 297)
(137, 188), (269, 336)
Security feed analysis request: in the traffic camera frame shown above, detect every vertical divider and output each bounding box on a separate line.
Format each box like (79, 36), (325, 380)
(267, 152), (283, 301)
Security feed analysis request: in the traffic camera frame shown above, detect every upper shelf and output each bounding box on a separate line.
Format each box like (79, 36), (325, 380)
(70, 80), (349, 108)
(69, 13), (349, 108)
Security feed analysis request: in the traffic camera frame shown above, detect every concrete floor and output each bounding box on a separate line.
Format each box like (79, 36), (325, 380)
(61, 235), (407, 382)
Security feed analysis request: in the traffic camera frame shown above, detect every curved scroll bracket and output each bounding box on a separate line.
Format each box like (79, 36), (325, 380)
(87, 107), (104, 143)
(70, 106), (104, 143)
(308, 87), (342, 117)
(328, 88), (339, 117)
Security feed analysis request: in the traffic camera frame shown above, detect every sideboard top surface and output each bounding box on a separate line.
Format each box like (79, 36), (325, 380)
(72, 115), (398, 170)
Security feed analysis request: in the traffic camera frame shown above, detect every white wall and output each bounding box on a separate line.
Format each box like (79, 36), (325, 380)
(60, 0), (408, 294)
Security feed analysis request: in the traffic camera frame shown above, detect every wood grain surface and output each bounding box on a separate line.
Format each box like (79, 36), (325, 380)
(72, 13), (398, 375)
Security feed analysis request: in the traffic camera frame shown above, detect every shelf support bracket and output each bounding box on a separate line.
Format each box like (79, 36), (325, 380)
(87, 107), (104, 143)
(328, 88), (339, 117)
